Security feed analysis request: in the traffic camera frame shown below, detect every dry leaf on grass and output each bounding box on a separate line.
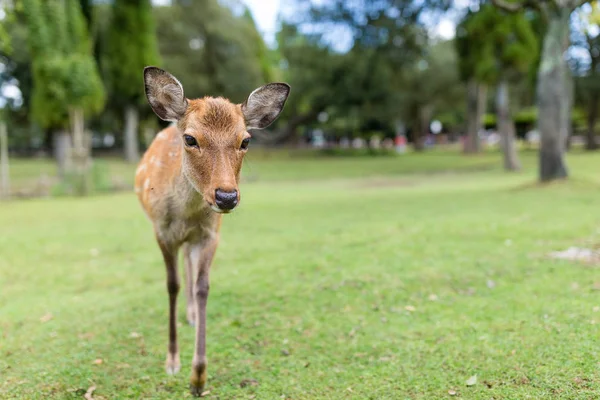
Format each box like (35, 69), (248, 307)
(466, 375), (477, 386)
(405, 305), (416, 312)
(200, 390), (210, 397)
(84, 385), (96, 400)
(92, 359), (103, 365)
(129, 332), (141, 339)
(40, 313), (53, 323)
(448, 389), (457, 396)
(78, 332), (95, 340)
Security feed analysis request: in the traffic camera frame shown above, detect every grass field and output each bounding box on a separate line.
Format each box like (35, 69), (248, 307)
(2, 149), (600, 399)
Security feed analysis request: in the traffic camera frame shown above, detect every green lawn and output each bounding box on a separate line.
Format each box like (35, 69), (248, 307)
(2, 150), (600, 399)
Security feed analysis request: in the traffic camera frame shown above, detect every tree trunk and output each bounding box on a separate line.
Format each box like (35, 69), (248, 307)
(413, 105), (432, 151)
(496, 80), (521, 171)
(53, 130), (72, 179)
(586, 93), (598, 150)
(70, 107), (91, 195)
(465, 79), (486, 153)
(537, 9), (570, 182)
(0, 121), (9, 198)
(124, 105), (139, 163)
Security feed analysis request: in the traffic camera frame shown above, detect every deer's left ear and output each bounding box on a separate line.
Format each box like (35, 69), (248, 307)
(242, 83), (290, 129)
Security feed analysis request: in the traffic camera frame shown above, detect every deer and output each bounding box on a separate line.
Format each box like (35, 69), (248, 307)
(135, 66), (290, 396)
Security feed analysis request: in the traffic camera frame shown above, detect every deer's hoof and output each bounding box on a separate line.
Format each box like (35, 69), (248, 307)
(190, 361), (207, 397)
(190, 382), (206, 397)
(165, 353), (181, 375)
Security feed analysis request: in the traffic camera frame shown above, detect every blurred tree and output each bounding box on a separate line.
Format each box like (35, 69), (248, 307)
(456, 9), (489, 154)
(102, 0), (160, 163)
(493, 0), (588, 182)
(276, 0), (452, 144)
(572, 1), (600, 150)
(274, 23), (351, 143)
(400, 39), (464, 150)
(457, 4), (538, 169)
(0, 1), (13, 198)
(23, 0), (105, 192)
(154, 1), (268, 101)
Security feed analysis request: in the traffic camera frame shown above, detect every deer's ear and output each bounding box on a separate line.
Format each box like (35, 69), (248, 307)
(242, 83), (290, 129)
(143, 67), (188, 121)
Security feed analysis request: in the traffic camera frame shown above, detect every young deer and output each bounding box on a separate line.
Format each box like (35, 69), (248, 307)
(135, 67), (290, 396)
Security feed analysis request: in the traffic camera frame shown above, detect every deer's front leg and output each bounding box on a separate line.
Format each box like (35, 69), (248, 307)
(188, 239), (217, 397)
(158, 241), (181, 375)
(183, 243), (196, 326)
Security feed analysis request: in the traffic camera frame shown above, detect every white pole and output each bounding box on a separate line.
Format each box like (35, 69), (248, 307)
(0, 121), (9, 198)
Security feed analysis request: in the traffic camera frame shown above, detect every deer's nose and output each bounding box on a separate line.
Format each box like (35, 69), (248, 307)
(214, 189), (238, 210)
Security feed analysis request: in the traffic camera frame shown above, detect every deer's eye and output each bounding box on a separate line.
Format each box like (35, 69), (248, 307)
(183, 135), (198, 147)
(240, 137), (250, 150)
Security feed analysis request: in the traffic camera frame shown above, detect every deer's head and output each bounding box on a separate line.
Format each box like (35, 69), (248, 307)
(143, 67), (290, 214)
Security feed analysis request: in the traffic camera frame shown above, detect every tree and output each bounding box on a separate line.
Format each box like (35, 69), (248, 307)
(102, 0), (160, 163)
(572, 1), (600, 150)
(272, 0), (452, 144)
(0, 3), (12, 198)
(154, 0), (268, 103)
(456, 9), (489, 154)
(493, 0), (589, 181)
(23, 0), (105, 192)
(457, 4), (538, 169)
(400, 39), (464, 150)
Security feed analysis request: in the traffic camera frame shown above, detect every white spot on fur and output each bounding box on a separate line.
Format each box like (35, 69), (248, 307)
(136, 163), (146, 175)
(143, 178), (150, 190)
(156, 130), (168, 140)
(134, 187), (141, 193)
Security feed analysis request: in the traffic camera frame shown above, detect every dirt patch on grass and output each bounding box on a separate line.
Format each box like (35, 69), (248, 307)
(548, 246), (600, 265)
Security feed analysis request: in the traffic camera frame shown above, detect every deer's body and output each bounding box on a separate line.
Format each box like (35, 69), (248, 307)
(136, 67), (289, 396)
(136, 123), (220, 247)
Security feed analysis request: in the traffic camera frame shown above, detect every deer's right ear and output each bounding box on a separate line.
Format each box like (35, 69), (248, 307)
(144, 67), (188, 121)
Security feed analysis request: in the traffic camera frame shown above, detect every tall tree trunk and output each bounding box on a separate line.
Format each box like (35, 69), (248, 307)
(586, 93), (598, 150)
(53, 130), (72, 179)
(70, 108), (91, 195)
(465, 79), (487, 153)
(124, 105), (139, 163)
(537, 9), (570, 182)
(0, 121), (9, 198)
(496, 79), (521, 171)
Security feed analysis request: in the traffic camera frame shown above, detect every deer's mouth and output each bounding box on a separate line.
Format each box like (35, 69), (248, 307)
(209, 203), (233, 214)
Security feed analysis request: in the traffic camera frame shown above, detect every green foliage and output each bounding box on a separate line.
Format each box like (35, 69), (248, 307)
(102, 0), (160, 106)
(23, 0), (105, 129)
(153, 0), (268, 104)
(456, 4), (538, 84)
(400, 39), (465, 131)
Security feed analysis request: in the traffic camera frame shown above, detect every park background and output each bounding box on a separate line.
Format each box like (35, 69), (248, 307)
(2, 0), (600, 398)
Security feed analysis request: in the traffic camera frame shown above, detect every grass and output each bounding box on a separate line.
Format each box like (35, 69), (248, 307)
(2, 149), (600, 399)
